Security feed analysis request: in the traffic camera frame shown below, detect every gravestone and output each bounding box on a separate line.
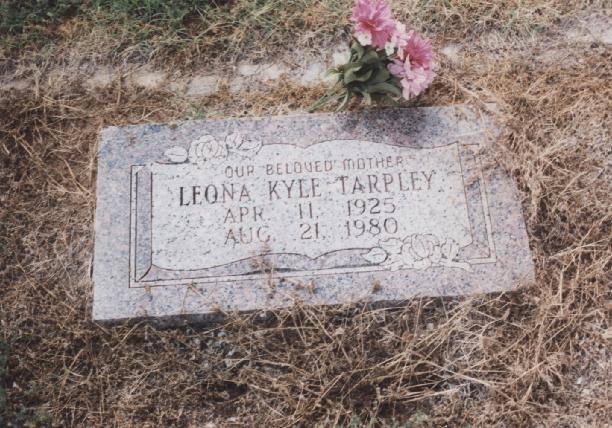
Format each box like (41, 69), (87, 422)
(92, 106), (535, 323)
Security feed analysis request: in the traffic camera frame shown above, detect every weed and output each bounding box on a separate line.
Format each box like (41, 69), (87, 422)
(0, 0), (82, 33)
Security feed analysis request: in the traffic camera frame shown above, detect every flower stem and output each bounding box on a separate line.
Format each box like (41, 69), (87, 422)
(307, 83), (345, 112)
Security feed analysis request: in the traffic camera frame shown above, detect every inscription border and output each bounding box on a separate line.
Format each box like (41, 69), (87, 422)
(128, 142), (497, 288)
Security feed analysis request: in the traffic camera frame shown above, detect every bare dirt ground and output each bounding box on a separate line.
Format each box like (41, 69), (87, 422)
(1, 1), (611, 426)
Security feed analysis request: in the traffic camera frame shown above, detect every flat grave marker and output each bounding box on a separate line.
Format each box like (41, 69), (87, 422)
(92, 106), (535, 323)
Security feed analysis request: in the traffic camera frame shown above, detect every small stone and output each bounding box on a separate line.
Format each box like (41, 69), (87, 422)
(259, 63), (289, 80)
(85, 67), (115, 89)
(228, 78), (248, 93)
(237, 62), (261, 76)
(186, 75), (219, 97)
(332, 48), (350, 66)
(440, 44), (461, 63)
(132, 69), (166, 89)
(299, 62), (327, 85)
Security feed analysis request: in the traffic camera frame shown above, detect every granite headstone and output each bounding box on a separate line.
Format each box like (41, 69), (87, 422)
(92, 106), (535, 323)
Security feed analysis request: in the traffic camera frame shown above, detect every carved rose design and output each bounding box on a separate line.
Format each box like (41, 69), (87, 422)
(224, 132), (242, 150)
(162, 132), (262, 165)
(409, 234), (438, 259)
(363, 233), (472, 272)
(441, 238), (460, 261)
(233, 137), (263, 159)
(163, 146), (188, 163)
(363, 247), (387, 264)
(188, 135), (227, 165)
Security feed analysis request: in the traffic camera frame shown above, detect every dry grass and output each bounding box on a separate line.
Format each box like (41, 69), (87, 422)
(1, 1), (611, 427)
(1, 0), (603, 77)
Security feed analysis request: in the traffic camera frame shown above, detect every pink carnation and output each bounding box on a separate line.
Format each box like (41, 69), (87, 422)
(351, 0), (396, 49)
(389, 21), (411, 54)
(387, 29), (435, 99)
(398, 29), (434, 67)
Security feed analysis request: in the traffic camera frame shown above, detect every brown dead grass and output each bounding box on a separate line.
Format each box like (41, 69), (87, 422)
(1, 2), (611, 427)
(1, 0), (605, 78)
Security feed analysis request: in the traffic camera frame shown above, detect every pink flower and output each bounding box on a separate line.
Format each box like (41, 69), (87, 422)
(351, 0), (396, 49)
(389, 21), (410, 54)
(399, 29), (434, 67)
(387, 29), (435, 99)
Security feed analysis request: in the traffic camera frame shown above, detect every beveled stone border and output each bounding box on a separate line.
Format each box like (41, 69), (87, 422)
(127, 142), (497, 288)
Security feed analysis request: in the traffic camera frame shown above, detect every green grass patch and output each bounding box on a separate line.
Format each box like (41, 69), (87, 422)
(0, 340), (51, 427)
(0, 0), (210, 34)
(0, 0), (215, 63)
(1, 0), (347, 66)
(0, 0), (594, 73)
(0, 0), (81, 33)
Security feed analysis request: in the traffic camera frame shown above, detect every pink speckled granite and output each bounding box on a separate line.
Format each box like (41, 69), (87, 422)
(92, 105), (535, 324)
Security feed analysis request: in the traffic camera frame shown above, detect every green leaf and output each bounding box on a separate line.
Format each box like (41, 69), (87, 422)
(307, 90), (346, 112)
(361, 50), (380, 65)
(364, 82), (402, 97)
(338, 62), (363, 73)
(325, 67), (339, 77)
(344, 68), (373, 85)
(378, 94), (401, 106)
(336, 92), (351, 111)
(351, 40), (364, 59)
(369, 68), (390, 84)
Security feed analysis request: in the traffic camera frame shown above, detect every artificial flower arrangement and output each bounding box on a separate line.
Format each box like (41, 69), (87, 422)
(309, 0), (435, 111)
